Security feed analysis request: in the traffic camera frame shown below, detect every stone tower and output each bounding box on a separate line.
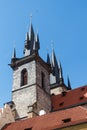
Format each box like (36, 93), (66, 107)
(9, 21), (51, 120)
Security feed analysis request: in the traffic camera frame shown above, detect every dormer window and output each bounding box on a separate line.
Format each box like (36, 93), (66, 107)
(62, 118), (71, 123)
(24, 128), (32, 130)
(21, 69), (28, 86)
(25, 128), (32, 130)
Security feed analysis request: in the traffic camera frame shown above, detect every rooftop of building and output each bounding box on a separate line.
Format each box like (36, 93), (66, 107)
(51, 85), (87, 111)
(2, 106), (87, 130)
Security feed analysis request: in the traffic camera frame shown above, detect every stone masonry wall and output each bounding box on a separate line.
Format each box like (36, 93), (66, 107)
(12, 59), (51, 119)
(36, 61), (50, 94)
(36, 61), (51, 114)
(12, 60), (36, 91)
(12, 85), (37, 119)
(12, 60), (37, 119)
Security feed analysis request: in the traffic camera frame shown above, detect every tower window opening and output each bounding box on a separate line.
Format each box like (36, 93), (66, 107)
(21, 69), (28, 86)
(41, 72), (45, 89)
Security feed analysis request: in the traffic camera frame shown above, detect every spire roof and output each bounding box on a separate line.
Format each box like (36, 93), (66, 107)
(33, 38), (37, 51)
(58, 60), (62, 79)
(35, 32), (40, 49)
(29, 22), (34, 41)
(24, 32), (29, 48)
(25, 32), (29, 41)
(67, 76), (72, 90)
(12, 48), (16, 59)
(47, 53), (50, 64)
(33, 32), (40, 54)
(58, 60), (64, 84)
(50, 48), (59, 84)
(51, 48), (58, 68)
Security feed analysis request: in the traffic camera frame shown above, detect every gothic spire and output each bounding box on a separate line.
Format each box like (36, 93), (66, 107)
(58, 60), (64, 84)
(47, 53), (50, 64)
(12, 47), (16, 59)
(51, 48), (58, 68)
(33, 32), (40, 54)
(50, 48), (59, 84)
(67, 76), (72, 90)
(25, 32), (29, 41)
(11, 47), (17, 64)
(29, 16), (34, 41)
(24, 15), (36, 56)
(24, 32), (29, 48)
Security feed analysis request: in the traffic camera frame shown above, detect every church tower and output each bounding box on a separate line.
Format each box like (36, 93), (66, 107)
(9, 20), (51, 120)
(47, 48), (71, 95)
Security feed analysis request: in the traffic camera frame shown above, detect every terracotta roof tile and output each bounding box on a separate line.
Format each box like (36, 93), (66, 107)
(2, 106), (87, 130)
(51, 86), (87, 111)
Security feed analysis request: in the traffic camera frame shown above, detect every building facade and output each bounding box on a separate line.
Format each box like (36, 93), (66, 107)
(8, 20), (70, 120)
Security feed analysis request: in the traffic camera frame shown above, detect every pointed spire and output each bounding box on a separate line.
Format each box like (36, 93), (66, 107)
(35, 32), (40, 49)
(51, 48), (58, 68)
(29, 14), (34, 41)
(33, 38), (37, 52)
(67, 76), (72, 90)
(51, 48), (55, 67)
(24, 32), (30, 54)
(25, 32), (29, 41)
(24, 32), (29, 48)
(33, 32), (40, 54)
(11, 47), (17, 64)
(47, 53), (50, 64)
(58, 60), (64, 84)
(58, 60), (62, 78)
(12, 48), (16, 59)
(50, 47), (59, 84)
(24, 14), (36, 56)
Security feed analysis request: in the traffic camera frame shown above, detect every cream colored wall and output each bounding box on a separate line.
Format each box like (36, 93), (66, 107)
(0, 104), (15, 129)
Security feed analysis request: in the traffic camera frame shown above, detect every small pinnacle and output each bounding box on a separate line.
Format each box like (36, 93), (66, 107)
(12, 47), (16, 59)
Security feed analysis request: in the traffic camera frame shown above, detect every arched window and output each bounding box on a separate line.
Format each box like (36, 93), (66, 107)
(21, 69), (28, 86)
(41, 72), (45, 89)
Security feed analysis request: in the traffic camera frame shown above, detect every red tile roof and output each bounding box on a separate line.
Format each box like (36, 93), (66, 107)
(2, 106), (87, 130)
(51, 86), (87, 111)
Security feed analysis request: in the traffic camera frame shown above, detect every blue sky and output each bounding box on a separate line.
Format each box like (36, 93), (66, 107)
(0, 0), (87, 107)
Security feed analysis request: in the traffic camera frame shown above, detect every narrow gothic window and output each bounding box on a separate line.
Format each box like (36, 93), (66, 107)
(41, 72), (45, 89)
(21, 69), (28, 86)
